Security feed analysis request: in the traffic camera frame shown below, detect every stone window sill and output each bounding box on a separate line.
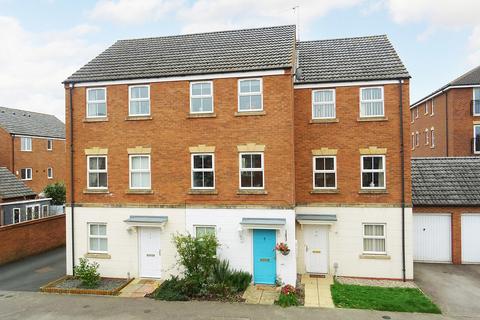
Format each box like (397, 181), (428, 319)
(83, 117), (108, 123)
(234, 111), (266, 117)
(357, 116), (388, 122)
(358, 189), (388, 194)
(85, 253), (111, 260)
(310, 118), (339, 124)
(125, 115), (152, 121)
(187, 113), (216, 118)
(359, 254), (391, 260)
(83, 189), (109, 194)
(188, 189), (218, 195)
(310, 189), (340, 194)
(125, 189), (154, 195)
(237, 189), (268, 195)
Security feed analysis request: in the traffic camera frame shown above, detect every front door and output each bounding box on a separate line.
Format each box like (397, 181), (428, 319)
(253, 229), (276, 285)
(139, 227), (162, 278)
(304, 225), (329, 274)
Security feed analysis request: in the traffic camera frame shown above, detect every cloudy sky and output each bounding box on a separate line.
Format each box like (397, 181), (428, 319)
(1, 0), (479, 121)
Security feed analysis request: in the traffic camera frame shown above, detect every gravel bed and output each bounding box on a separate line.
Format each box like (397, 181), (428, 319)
(54, 278), (128, 291)
(337, 276), (417, 288)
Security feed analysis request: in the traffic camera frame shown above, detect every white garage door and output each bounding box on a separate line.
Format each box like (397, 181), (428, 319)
(414, 214), (451, 262)
(462, 214), (480, 263)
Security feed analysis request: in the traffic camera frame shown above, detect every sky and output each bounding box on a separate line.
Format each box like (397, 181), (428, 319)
(0, 0), (479, 121)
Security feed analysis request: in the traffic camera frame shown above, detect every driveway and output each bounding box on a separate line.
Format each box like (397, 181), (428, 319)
(0, 246), (65, 291)
(415, 263), (480, 319)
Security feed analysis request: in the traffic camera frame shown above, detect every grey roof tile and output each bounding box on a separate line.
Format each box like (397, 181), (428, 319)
(0, 167), (36, 200)
(65, 25), (296, 83)
(412, 157), (480, 206)
(296, 35), (410, 83)
(0, 106), (65, 139)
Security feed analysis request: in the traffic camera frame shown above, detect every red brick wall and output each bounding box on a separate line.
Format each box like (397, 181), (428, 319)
(294, 81), (411, 205)
(0, 128), (12, 170)
(66, 73), (296, 207)
(413, 206), (480, 264)
(0, 215), (65, 265)
(13, 136), (66, 193)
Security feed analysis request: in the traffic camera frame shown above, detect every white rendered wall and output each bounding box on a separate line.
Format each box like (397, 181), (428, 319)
(185, 208), (297, 286)
(296, 206), (413, 280)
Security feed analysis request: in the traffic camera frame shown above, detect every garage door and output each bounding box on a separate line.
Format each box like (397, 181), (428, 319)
(414, 214), (451, 262)
(462, 214), (480, 263)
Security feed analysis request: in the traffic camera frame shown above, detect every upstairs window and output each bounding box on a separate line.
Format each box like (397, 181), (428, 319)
(415, 107), (419, 118)
(411, 109), (414, 123)
(21, 168), (32, 180)
(239, 153), (264, 189)
(474, 88), (480, 116)
(363, 224), (386, 254)
(47, 139), (53, 151)
(129, 155), (151, 190)
(425, 129), (429, 145)
(129, 85), (150, 116)
(415, 131), (420, 147)
(190, 82), (213, 113)
(431, 128), (435, 148)
(87, 156), (108, 189)
(360, 87), (384, 117)
(238, 79), (263, 112)
(425, 101), (429, 114)
(313, 156), (336, 189)
(431, 98), (435, 116)
(411, 133), (415, 150)
(312, 89), (335, 119)
(86, 88), (107, 118)
(361, 155), (385, 189)
(21, 137), (32, 151)
(474, 125), (480, 154)
(191, 154), (215, 189)
(47, 167), (53, 179)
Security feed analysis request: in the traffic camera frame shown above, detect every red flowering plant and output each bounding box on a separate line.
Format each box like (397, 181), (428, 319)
(275, 284), (299, 307)
(281, 284), (296, 295)
(275, 242), (290, 256)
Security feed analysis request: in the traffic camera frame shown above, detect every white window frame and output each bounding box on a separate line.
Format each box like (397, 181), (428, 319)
(411, 110), (414, 123)
(31, 204), (40, 219)
(13, 208), (21, 224)
(129, 154), (151, 190)
(190, 81), (214, 114)
(21, 168), (32, 181)
(431, 98), (435, 116)
(47, 139), (53, 151)
(415, 106), (419, 118)
(87, 155), (108, 190)
(474, 125), (480, 154)
(425, 129), (429, 145)
(411, 133), (415, 150)
(359, 87), (384, 118)
(415, 131), (420, 147)
(41, 205), (49, 218)
(86, 87), (107, 118)
(239, 152), (265, 190)
(363, 223), (387, 255)
(425, 101), (429, 115)
(26, 206), (33, 221)
(191, 153), (215, 190)
(87, 223), (108, 254)
(360, 155), (386, 190)
(312, 156), (337, 189)
(312, 89), (336, 119)
(47, 167), (53, 179)
(21, 137), (32, 151)
(238, 78), (263, 112)
(474, 88), (480, 116)
(194, 225), (216, 238)
(128, 85), (150, 116)
(431, 127), (435, 149)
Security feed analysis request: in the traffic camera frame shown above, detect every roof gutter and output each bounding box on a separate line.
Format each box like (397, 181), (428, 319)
(68, 82), (75, 275)
(411, 84), (480, 109)
(398, 79), (406, 282)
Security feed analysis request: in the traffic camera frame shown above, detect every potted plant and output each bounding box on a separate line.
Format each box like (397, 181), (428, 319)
(275, 242), (290, 256)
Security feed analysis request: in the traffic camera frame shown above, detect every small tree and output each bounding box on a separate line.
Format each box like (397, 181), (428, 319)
(43, 182), (66, 205)
(74, 258), (100, 288)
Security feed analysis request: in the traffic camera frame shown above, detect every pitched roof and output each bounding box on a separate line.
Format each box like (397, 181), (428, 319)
(412, 157), (480, 206)
(0, 106), (65, 139)
(65, 25), (296, 83)
(411, 65), (480, 107)
(296, 35), (410, 84)
(0, 167), (36, 200)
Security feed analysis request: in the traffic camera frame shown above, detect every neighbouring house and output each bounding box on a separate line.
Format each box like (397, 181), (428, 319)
(0, 166), (50, 226)
(412, 157), (480, 264)
(63, 25), (412, 285)
(410, 65), (480, 157)
(0, 106), (66, 193)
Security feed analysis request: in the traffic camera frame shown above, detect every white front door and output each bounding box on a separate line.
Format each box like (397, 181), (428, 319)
(139, 227), (162, 278)
(304, 225), (329, 274)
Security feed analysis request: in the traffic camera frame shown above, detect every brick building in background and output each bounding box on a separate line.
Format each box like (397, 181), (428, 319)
(64, 25), (412, 284)
(410, 65), (480, 157)
(0, 106), (66, 193)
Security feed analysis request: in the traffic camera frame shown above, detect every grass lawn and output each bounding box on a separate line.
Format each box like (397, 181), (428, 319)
(331, 282), (441, 314)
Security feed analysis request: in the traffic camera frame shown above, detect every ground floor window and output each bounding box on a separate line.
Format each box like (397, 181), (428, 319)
(21, 168), (32, 180)
(13, 208), (20, 224)
(363, 223), (386, 254)
(88, 223), (108, 253)
(41, 205), (49, 218)
(195, 225), (216, 238)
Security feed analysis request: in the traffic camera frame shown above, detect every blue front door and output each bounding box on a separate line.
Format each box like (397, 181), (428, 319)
(253, 229), (276, 285)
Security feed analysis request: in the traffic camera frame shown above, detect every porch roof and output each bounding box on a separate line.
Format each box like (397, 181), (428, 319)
(124, 215), (168, 228)
(240, 218), (286, 229)
(296, 214), (337, 224)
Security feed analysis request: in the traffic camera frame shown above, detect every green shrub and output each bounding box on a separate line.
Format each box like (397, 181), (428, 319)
(43, 182), (66, 205)
(74, 258), (100, 288)
(275, 285), (300, 308)
(212, 259), (252, 293)
(154, 276), (189, 301)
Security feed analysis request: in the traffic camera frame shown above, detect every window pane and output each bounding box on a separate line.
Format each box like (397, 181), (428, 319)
(202, 97), (213, 111)
(250, 95), (262, 109)
(252, 154), (262, 168)
(314, 173), (325, 188)
(89, 173), (98, 188)
(325, 173), (335, 187)
(252, 171), (263, 187)
(90, 224), (98, 236)
(193, 155), (203, 169)
(239, 96), (250, 110)
(241, 171), (252, 187)
(193, 172), (204, 187)
(240, 81), (250, 93)
(375, 172), (385, 188)
(131, 172), (142, 188)
(203, 155), (213, 169)
(363, 238), (374, 251)
(363, 157), (373, 170)
(241, 154), (252, 169)
(98, 173), (107, 187)
(315, 158), (324, 170)
(98, 224), (107, 236)
(204, 172), (214, 187)
(201, 83), (211, 95)
(373, 157), (383, 169)
(99, 238), (108, 252)
(97, 103), (107, 116)
(192, 84), (202, 95)
(250, 80), (260, 92)
(362, 172), (373, 188)
(191, 97), (202, 112)
(324, 157), (334, 170)
(89, 238), (99, 251)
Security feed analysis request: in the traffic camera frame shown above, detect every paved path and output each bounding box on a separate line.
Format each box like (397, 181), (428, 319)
(415, 263), (480, 319)
(243, 284), (280, 304)
(301, 274), (334, 308)
(0, 290), (453, 320)
(0, 246), (65, 292)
